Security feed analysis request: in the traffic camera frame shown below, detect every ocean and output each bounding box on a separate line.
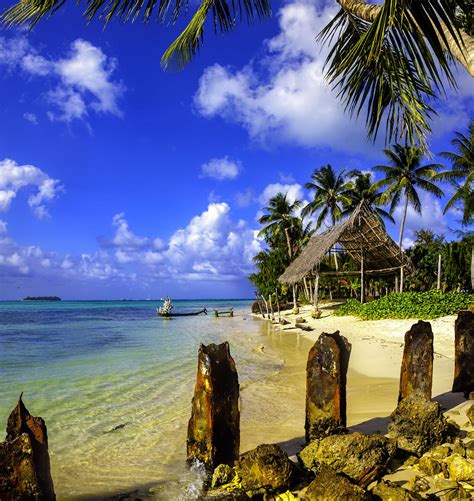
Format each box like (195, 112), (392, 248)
(0, 299), (289, 500)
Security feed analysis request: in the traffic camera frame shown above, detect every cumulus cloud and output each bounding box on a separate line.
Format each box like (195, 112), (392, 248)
(0, 159), (63, 218)
(0, 35), (124, 123)
(200, 157), (241, 180)
(258, 182), (305, 206)
(23, 112), (38, 125)
(194, 1), (378, 153)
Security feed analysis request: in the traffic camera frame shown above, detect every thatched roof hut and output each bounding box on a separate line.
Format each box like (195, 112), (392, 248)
(279, 201), (413, 305)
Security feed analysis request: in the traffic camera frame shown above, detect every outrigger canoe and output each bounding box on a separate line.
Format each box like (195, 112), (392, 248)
(156, 308), (207, 318)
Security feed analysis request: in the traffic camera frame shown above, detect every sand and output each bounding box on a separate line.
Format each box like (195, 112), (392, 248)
(244, 303), (464, 454)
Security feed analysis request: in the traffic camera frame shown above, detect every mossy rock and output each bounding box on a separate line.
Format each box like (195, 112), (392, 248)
(418, 455), (442, 476)
(444, 453), (474, 482)
(371, 480), (423, 500)
(211, 464), (237, 488)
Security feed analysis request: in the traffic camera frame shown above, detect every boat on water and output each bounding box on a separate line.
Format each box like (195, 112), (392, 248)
(156, 297), (207, 317)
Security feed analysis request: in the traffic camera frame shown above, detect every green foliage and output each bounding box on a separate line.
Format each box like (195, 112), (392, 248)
(335, 290), (474, 320)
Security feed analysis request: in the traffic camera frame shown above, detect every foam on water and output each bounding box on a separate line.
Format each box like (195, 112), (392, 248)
(0, 300), (283, 499)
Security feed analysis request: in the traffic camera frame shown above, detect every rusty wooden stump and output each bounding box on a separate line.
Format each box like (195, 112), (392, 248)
(187, 342), (240, 471)
(453, 310), (474, 396)
(305, 331), (351, 442)
(399, 320), (433, 402)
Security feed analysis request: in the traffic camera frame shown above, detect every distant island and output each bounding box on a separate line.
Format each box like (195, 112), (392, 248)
(23, 296), (62, 301)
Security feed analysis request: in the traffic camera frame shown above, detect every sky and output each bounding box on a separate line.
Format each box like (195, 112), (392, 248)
(0, 0), (472, 300)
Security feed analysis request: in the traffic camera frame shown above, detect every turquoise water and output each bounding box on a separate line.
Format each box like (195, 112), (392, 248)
(0, 300), (282, 500)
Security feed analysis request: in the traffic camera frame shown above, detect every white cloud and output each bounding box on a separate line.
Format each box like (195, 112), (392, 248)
(200, 157), (241, 180)
(235, 188), (255, 208)
(258, 182), (305, 206)
(0, 35), (124, 123)
(0, 220), (7, 234)
(23, 112), (38, 125)
(0, 159), (63, 218)
(111, 213), (150, 249)
(194, 1), (377, 153)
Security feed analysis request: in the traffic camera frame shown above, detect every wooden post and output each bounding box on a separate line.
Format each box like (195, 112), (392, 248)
(292, 284), (297, 310)
(395, 275), (399, 293)
(400, 266), (404, 293)
(360, 251), (365, 304)
(275, 290), (281, 323)
(303, 277), (310, 303)
(437, 254), (442, 290)
(313, 272), (320, 311)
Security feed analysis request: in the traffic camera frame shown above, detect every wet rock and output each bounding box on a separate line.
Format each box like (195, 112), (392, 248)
(431, 478), (471, 499)
(305, 331), (351, 441)
(388, 395), (450, 456)
(299, 432), (395, 488)
(0, 395), (55, 500)
(418, 455), (442, 475)
(398, 321), (433, 402)
(467, 404), (474, 426)
(303, 465), (369, 500)
(235, 444), (294, 494)
(187, 342), (240, 471)
(211, 464), (236, 488)
(444, 453), (474, 481)
(452, 310), (474, 396)
(372, 480), (423, 500)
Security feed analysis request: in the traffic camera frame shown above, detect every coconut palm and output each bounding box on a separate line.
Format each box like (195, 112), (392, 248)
(435, 119), (474, 226)
(302, 164), (352, 229)
(342, 170), (395, 226)
(372, 144), (445, 249)
(5, 1), (471, 147)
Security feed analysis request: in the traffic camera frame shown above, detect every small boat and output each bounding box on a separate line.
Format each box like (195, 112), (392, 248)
(156, 308), (207, 317)
(156, 296), (207, 317)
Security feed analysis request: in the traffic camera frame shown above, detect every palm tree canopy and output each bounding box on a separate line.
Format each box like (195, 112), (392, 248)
(372, 143), (445, 215)
(435, 119), (474, 225)
(342, 170), (395, 225)
(302, 164), (352, 229)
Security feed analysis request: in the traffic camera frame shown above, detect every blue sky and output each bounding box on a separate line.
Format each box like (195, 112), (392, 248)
(0, 0), (472, 299)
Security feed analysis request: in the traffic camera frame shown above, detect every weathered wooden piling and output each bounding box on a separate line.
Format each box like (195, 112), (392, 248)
(187, 342), (240, 471)
(452, 310), (474, 396)
(0, 395), (56, 500)
(398, 320), (433, 402)
(305, 331), (351, 441)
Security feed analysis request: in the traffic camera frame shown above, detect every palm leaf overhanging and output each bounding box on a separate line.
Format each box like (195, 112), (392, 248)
(0, 0), (272, 70)
(318, 0), (469, 148)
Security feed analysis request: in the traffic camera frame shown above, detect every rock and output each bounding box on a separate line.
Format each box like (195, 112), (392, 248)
(430, 445), (451, 460)
(372, 480), (423, 500)
(388, 395), (450, 456)
(431, 478), (471, 499)
(451, 437), (466, 457)
(452, 310), (474, 396)
(311, 310), (321, 320)
(299, 432), (395, 488)
(444, 453), (474, 481)
(0, 395), (55, 500)
(292, 307), (300, 315)
(235, 444), (293, 494)
(211, 464), (236, 488)
(187, 342), (240, 471)
(303, 465), (369, 500)
(305, 331), (351, 441)
(418, 455), (442, 475)
(295, 317), (306, 323)
(399, 320), (433, 402)
(467, 404), (474, 426)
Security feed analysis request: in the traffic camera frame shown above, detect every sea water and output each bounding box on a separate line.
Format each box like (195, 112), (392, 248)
(0, 300), (286, 500)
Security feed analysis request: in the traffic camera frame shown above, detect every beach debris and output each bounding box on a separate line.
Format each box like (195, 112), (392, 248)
(235, 444), (294, 494)
(303, 464), (370, 500)
(452, 310), (474, 397)
(371, 480), (423, 500)
(295, 323), (314, 332)
(305, 331), (351, 441)
(187, 342), (240, 472)
(388, 395), (450, 456)
(104, 422), (130, 434)
(280, 318), (290, 325)
(299, 432), (395, 488)
(211, 464), (237, 488)
(310, 309), (321, 320)
(0, 395), (55, 500)
(158, 296), (173, 316)
(399, 320), (434, 402)
(295, 317), (305, 323)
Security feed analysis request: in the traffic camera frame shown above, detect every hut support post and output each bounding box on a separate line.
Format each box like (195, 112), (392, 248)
(400, 266), (404, 293)
(292, 284), (297, 310)
(360, 251), (365, 304)
(437, 254), (442, 290)
(395, 275), (399, 293)
(313, 272), (320, 311)
(303, 277), (310, 303)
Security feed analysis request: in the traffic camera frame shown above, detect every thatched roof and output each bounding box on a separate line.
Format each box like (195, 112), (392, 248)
(279, 202), (413, 285)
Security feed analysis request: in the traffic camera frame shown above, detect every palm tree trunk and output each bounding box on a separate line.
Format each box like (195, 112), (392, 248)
(399, 194), (409, 249)
(337, 0), (474, 76)
(471, 246), (474, 291)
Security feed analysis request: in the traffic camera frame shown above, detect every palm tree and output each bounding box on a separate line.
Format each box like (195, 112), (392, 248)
(342, 170), (395, 225)
(435, 119), (474, 227)
(5, 1), (471, 146)
(372, 144), (444, 250)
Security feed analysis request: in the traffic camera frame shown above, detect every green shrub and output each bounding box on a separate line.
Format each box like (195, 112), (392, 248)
(334, 290), (474, 320)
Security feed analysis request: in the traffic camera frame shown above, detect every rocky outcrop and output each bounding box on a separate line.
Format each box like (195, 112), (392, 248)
(0, 395), (55, 500)
(305, 331), (351, 441)
(371, 480), (423, 500)
(299, 432), (395, 488)
(235, 444), (294, 494)
(303, 465), (369, 500)
(187, 342), (240, 471)
(399, 320), (433, 402)
(453, 310), (474, 396)
(388, 395), (450, 456)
